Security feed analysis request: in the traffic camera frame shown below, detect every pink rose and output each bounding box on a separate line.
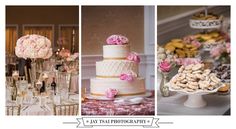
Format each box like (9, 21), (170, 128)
(105, 88), (118, 99)
(159, 60), (171, 73)
(59, 49), (71, 58)
(191, 40), (201, 48)
(127, 52), (140, 63)
(226, 43), (230, 53)
(120, 73), (134, 82)
(210, 45), (224, 58)
(106, 34), (129, 45)
(15, 34), (52, 59)
(183, 35), (194, 43)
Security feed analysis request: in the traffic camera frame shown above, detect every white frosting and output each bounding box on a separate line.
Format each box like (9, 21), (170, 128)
(96, 60), (138, 77)
(103, 45), (130, 59)
(90, 77), (145, 95)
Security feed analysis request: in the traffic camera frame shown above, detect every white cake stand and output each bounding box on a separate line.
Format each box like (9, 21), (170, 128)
(167, 83), (224, 108)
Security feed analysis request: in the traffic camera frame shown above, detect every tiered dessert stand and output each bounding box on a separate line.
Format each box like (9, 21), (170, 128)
(168, 7), (225, 108)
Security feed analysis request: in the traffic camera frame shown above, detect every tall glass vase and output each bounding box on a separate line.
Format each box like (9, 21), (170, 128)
(160, 72), (170, 97)
(31, 59), (37, 87)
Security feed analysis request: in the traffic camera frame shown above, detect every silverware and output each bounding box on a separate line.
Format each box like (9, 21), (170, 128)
(40, 106), (49, 112)
(22, 106), (29, 111)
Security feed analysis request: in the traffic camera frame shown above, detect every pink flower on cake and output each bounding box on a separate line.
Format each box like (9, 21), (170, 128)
(105, 88), (118, 99)
(159, 60), (171, 73)
(127, 52), (140, 63)
(120, 73), (134, 82)
(106, 34), (129, 45)
(120, 71), (137, 82)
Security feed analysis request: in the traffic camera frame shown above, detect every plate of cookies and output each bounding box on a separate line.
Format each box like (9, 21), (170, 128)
(168, 63), (225, 108)
(164, 39), (199, 58)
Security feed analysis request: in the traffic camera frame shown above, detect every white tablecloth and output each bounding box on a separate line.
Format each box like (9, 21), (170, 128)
(157, 91), (230, 115)
(6, 94), (79, 115)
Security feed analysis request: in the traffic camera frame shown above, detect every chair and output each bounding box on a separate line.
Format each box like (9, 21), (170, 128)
(6, 76), (14, 84)
(18, 76), (26, 81)
(53, 103), (79, 115)
(6, 76), (26, 82)
(6, 105), (21, 115)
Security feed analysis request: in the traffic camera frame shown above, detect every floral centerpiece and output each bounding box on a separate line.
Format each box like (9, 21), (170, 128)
(15, 34), (52, 85)
(15, 34), (52, 59)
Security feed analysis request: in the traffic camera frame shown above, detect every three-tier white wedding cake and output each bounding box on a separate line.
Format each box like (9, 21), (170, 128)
(90, 35), (146, 98)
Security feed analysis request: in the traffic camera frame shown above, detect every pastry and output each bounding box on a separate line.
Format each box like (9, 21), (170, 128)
(164, 39), (199, 58)
(170, 64), (222, 92)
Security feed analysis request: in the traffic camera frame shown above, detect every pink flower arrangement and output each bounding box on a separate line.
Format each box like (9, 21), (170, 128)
(120, 71), (137, 82)
(15, 34), (52, 59)
(59, 49), (71, 58)
(105, 88), (118, 99)
(159, 60), (172, 73)
(175, 58), (202, 66)
(210, 43), (231, 61)
(226, 43), (230, 53)
(106, 34), (129, 45)
(210, 44), (225, 58)
(183, 35), (202, 48)
(127, 52), (140, 63)
(66, 52), (79, 61)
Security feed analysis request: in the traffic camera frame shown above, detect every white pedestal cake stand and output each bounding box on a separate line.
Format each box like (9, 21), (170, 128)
(167, 83), (224, 108)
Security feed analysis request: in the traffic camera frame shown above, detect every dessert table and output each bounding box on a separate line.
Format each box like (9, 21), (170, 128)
(157, 91), (230, 115)
(82, 90), (155, 115)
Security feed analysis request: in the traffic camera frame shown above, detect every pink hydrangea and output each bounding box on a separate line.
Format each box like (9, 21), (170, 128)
(120, 73), (134, 82)
(106, 34), (129, 45)
(127, 52), (140, 63)
(105, 88), (118, 99)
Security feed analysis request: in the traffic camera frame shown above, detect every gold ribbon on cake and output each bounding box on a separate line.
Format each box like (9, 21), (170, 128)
(96, 75), (119, 78)
(91, 92), (145, 96)
(96, 75), (139, 78)
(104, 57), (127, 60)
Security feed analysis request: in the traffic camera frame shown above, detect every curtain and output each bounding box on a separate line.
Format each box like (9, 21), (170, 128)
(6, 27), (17, 55)
(23, 26), (53, 42)
(60, 26), (79, 53)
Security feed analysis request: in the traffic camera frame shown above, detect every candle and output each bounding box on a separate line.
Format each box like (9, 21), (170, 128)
(42, 73), (49, 80)
(12, 70), (19, 80)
